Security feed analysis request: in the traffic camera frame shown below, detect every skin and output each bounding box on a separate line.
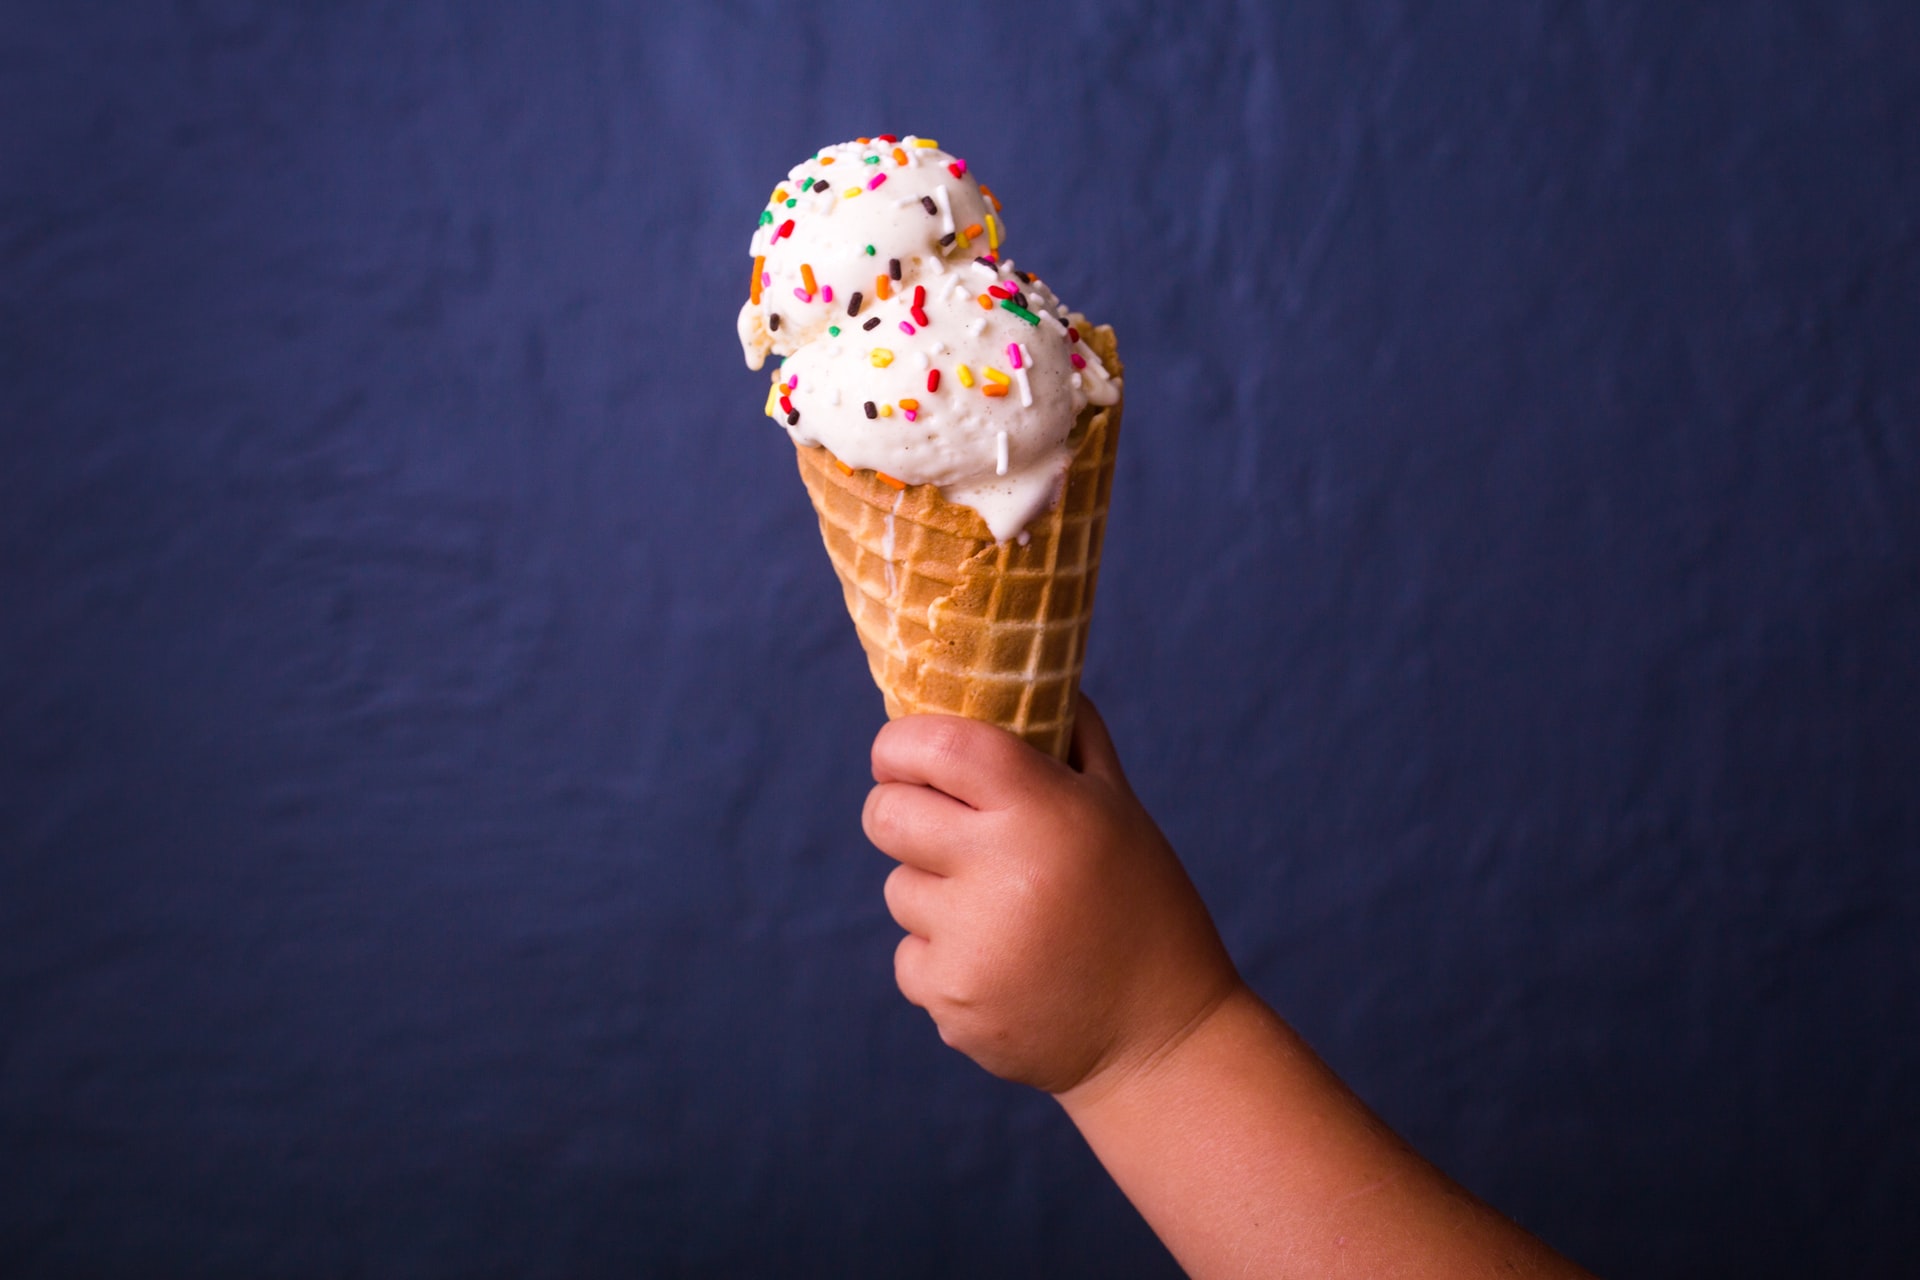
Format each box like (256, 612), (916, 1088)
(864, 697), (1595, 1280)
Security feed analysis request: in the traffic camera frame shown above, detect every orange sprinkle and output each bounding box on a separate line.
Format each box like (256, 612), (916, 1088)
(980, 184), (1003, 212)
(833, 457), (854, 475)
(898, 398), (920, 411)
(876, 472), (908, 490)
(857, 137), (871, 144)
(751, 255), (765, 304)
(773, 188), (788, 203)
(875, 274), (891, 301)
(981, 383), (1009, 398)
(800, 263), (817, 295)
(820, 156), (835, 165)
(892, 147), (908, 165)
(963, 223), (983, 240)
(976, 294), (994, 309)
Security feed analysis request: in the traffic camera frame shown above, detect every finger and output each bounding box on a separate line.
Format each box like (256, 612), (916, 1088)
(862, 781), (972, 874)
(882, 863), (946, 939)
(871, 713), (1057, 810)
(1068, 691), (1132, 792)
(893, 932), (934, 1010)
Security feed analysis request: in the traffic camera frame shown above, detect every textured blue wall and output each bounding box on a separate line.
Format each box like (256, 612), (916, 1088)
(4, 3), (1917, 1276)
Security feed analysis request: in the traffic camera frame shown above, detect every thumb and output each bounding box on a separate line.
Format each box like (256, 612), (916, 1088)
(1068, 691), (1132, 792)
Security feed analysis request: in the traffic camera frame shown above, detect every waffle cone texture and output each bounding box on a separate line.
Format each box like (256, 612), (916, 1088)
(794, 325), (1122, 760)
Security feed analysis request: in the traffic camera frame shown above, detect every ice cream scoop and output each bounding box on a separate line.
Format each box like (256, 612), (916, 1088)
(739, 136), (1118, 543)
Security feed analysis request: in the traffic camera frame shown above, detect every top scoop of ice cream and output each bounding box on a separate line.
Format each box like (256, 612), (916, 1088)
(741, 135), (1120, 543)
(739, 135), (1001, 368)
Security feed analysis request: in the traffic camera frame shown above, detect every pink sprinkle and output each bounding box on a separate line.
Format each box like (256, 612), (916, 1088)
(761, 272), (771, 288)
(954, 158), (968, 176)
(787, 376), (798, 389)
(793, 287), (812, 302)
(868, 173), (887, 190)
(902, 409), (918, 422)
(1069, 353), (1086, 369)
(821, 284), (833, 302)
(1007, 342), (1023, 369)
(899, 320), (916, 335)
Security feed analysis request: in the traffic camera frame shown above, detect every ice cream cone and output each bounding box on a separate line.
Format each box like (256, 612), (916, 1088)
(794, 326), (1122, 760)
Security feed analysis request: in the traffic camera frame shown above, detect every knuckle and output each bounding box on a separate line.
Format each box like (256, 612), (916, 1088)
(862, 786), (902, 845)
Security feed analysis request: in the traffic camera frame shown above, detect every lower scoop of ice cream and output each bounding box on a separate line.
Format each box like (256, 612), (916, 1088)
(766, 258), (1119, 543)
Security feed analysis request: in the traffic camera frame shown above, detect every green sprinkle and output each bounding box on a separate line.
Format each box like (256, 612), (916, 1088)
(864, 155), (881, 164)
(828, 325), (841, 336)
(865, 244), (876, 255)
(999, 300), (1041, 325)
(785, 198), (796, 207)
(758, 211), (772, 226)
(801, 177), (814, 191)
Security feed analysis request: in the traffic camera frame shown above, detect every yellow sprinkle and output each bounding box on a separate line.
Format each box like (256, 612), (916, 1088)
(870, 349), (894, 367)
(844, 187), (863, 198)
(913, 138), (939, 148)
(772, 188), (787, 203)
(986, 214), (1000, 250)
(984, 367), (1011, 386)
(957, 364), (975, 387)
(764, 383), (781, 417)
(954, 228), (970, 250)
(879, 403), (894, 417)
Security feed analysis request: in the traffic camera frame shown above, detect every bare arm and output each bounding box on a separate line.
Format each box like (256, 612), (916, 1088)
(863, 698), (1591, 1279)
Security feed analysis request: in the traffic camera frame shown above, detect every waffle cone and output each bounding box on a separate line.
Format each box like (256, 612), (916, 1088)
(794, 326), (1122, 760)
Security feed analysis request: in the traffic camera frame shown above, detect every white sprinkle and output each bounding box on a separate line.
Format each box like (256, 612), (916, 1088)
(1013, 366), (1032, 407)
(1017, 342), (1032, 370)
(934, 184), (955, 234)
(965, 318), (986, 337)
(1070, 371), (1083, 388)
(1016, 529), (1030, 547)
(995, 431), (1009, 476)
(913, 350), (929, 370)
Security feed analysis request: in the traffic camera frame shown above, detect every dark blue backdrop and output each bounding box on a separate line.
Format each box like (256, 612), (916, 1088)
(4, 3), (1917, 1276)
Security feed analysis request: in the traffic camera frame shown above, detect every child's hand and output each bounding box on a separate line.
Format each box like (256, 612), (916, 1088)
(862, 696), (1242, 1094)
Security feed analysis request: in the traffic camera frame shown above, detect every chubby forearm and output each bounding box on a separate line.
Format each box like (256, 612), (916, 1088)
(1056, 984), (1591, 1280)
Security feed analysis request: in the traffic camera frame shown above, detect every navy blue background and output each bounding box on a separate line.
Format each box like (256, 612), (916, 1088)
(5, 3), (1918, 1275)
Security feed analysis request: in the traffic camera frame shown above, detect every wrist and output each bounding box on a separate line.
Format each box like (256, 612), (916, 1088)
(1054, 976), (1264, 1115)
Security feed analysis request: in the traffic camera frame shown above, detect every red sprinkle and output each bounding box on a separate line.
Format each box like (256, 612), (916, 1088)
(947, 162), (965, 179)
(927, 370), (941, 392)
(877, 134), (899, 143)
(987, 284), (1012, 299)
(1069, 353), (1086, 369)
(913, 285), (926, 307)
(775, 218), (795, 241)
(779, 395), (794, 414)
(1067, 326), (1080, 344)
(911, 305), (929, 327)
